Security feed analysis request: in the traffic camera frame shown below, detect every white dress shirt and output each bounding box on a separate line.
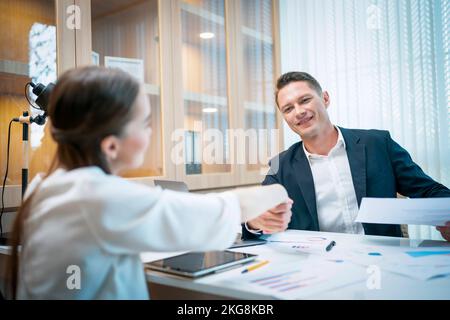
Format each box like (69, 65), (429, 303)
(18, 167), (241, 300)
(303, 127), (364, 234)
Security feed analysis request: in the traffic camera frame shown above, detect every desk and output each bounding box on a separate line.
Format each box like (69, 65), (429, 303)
(1, 230), (450, 299)
(143, 230), (450, 300)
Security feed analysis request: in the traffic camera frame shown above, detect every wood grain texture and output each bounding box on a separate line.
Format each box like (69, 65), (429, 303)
(0, 0), (57, 207)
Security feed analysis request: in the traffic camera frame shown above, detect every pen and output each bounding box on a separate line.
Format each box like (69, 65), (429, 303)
(326, 240), (336, 252)
(241, 260), (269, 273)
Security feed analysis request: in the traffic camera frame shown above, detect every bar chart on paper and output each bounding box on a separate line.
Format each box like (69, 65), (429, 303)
(249, 269), (328, 294)
(229, 260), (366, 299)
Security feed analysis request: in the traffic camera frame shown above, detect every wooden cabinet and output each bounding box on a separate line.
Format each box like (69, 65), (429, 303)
(90, 0), (164, 179)
(0, 0), (282, 208)
(0, 0), (76, 208)
(169, 0), (283, 189)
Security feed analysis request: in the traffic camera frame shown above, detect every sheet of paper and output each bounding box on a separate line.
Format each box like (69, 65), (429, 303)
(356, 198), (450, 226)
(325, 243), (450, 262)
(225, 259), (366, 299)
(324, 244), (450, 280)
(267, 230), (331, 243)
(380, 254), (450, 280)
(265, 230), (336, 255)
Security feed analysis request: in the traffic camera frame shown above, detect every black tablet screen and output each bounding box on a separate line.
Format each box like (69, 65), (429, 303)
(149, 251), (256, 273)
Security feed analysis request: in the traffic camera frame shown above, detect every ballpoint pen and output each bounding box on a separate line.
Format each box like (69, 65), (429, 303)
(326, 240), (336, 252)
(241, 260), (269, 273)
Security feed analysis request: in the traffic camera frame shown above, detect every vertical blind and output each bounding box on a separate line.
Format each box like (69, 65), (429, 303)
(280, 0), (450, 240)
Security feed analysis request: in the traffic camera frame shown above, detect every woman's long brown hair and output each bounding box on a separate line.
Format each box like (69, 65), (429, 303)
(5, 66), (140, 299)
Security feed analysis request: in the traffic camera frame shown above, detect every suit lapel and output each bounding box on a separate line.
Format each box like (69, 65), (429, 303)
(294, 144), (320, 230)
(340, 127), (367, 206)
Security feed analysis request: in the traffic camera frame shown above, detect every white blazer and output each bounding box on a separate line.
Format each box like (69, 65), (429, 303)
(18, 167), (241, 299)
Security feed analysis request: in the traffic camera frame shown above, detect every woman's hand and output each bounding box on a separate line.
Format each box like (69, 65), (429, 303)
(247, 199), (293, 234)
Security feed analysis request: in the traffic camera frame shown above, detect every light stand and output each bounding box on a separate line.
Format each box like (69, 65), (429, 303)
(0, 82), (53, 245)
(22, 111), (29, 198)
(16, 110), (46, 197)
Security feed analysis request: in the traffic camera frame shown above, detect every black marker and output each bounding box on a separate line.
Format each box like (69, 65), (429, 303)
(326, 240), (336, 252)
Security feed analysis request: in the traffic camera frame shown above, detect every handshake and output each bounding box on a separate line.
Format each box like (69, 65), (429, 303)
(232, 184), (293, 235)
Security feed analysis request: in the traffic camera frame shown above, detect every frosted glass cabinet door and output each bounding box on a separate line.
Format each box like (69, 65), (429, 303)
(90, 0), (164, 178)
(180, 0), (231, 175)
(0, 0), (58, 186)
(239, 0), (279, 173)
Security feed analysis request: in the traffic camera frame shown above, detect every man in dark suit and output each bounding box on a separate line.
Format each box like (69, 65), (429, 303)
(243, 71), (450, 241)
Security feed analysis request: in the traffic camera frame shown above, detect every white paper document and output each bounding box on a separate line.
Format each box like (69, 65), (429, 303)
(226, 259), (366, 299)
(380, 254), (450, 280)
(325, 244), (450, 280)
(356, 198), (450, 226)
(266, 231), (336, 255)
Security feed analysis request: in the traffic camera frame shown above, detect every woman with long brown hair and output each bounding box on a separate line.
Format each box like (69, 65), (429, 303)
(5, 66), (289, 299)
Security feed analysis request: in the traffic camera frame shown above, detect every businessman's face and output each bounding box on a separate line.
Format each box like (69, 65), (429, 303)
(277, 81), (331, 139)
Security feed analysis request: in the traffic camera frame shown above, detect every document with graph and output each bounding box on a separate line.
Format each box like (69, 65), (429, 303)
(226, 259), (366, 299)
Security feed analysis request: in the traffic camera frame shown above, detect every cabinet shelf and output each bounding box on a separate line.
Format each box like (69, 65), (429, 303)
(244, 101), (276, 114)
(144, 83), (160, 96)
(184, 91), (227, 106)
(242, 26), (273, 44)
(182, 91), (275, 114)
(181, 2), (273, 44)
(181, 2), (224, 25)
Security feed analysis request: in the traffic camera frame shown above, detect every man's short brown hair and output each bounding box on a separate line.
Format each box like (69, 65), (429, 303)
(275, 72), (323, 107)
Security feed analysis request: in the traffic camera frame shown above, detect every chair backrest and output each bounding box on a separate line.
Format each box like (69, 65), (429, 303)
(154, 180), (189, 193)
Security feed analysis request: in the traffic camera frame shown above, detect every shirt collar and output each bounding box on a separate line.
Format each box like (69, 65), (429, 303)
(302, 126), (346, 159)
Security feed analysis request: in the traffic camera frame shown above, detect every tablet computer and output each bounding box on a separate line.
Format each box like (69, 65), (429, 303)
(229, 238), (267, 249)
(145, 251), (257, 278)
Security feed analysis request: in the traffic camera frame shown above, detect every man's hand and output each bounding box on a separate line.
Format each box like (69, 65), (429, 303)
(436, 221), (450, 242)
(247, 199), (293, 234)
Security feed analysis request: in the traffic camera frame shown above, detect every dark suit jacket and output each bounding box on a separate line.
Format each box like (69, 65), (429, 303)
(243, 127), (450, 239)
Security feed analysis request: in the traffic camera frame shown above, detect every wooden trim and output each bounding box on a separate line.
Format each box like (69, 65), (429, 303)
(171, 0), (186, 184)
(92, 0), (148, 20)
(74, 0), (92, 67)
(230, 0), (247, 186)
(56, 0), (77, 74)
(225, 0), (242, 188)
(158, 0), (176, 181)
(0, 206), (19, 214)
(0, 60), (28, 77)
(0, 72), (31, 96)
(272, 0), (284, 154)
